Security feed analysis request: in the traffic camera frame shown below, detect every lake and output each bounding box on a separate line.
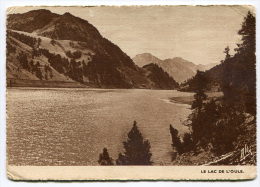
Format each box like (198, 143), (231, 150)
(6, 88), (193, 166)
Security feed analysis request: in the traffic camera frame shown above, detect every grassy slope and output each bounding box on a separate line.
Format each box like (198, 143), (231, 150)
(6, 30), (95, 87)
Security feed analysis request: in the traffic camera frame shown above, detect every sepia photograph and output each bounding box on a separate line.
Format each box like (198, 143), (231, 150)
(5, 5), (256, 180)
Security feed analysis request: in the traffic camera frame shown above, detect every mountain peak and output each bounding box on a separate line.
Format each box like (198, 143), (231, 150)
(63, 12), (73, 16)
(62, 12), (77, 19)
(140, 52), (153, 56)
(133, 53), (162, 68)
(60, 12), (80, 21)
(172, 57), (184, 61)
(7, 9), (59, 33)
(134, 53), (155, 59)
(133, 53), (218, 83)
(8, 9), (102, 42)
(29, 9), (52, 14)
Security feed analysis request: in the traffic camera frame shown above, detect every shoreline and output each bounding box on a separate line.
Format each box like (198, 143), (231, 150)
(7, 78), (87, 88)
(169, 96), (194, 105)
(6, 78), (178, 90)
(169, 92), (224, 105)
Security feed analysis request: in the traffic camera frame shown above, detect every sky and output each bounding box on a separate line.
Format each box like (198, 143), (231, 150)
(8, 6), (254, 65)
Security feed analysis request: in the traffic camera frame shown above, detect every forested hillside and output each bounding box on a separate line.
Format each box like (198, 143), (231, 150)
(142, 63), (179, 89)
(170, 12), (256, 165)
(6, 10), (178, 89)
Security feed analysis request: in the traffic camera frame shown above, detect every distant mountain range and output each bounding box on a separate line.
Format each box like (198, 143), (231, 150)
(133, 53), (218, 83)
(6, 9), (178, 89)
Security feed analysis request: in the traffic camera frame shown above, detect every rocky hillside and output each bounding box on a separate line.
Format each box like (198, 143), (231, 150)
(133, 53), (218, 83)
(6, 10), (178, 89)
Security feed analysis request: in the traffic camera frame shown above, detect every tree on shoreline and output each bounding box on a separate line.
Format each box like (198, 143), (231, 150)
(116, 121), (152, 165)
(189, 70), (208, 145)
(98, 147), (114, 165)
(176, 12), (256, 158)
(169, 125), (183, 154)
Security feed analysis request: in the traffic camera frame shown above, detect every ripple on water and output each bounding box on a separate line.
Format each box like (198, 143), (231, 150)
(7, 88), (192, 166)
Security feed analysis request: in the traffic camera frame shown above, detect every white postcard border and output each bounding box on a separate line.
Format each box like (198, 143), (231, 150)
(1, 0), (260, 186)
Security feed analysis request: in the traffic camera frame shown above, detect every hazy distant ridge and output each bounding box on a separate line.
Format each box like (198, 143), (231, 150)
(133, 53), (218, 82)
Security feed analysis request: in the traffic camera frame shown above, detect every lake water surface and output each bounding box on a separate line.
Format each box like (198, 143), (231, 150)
(7, 88), (193, 165)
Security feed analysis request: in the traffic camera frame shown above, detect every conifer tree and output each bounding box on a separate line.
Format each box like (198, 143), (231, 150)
(169, 125), (183, 154)
(17, 52), (29, 70)
(191, 70), (207, 111)
(116, 121), (152, 165)
(35, 67), (43, 80)
(182, 132), (193, 152)
(98, 148), (113, 165)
